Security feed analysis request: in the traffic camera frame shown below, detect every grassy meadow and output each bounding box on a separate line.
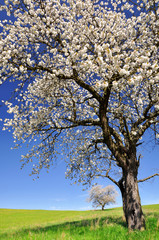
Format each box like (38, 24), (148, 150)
(0, 204), (159, 239)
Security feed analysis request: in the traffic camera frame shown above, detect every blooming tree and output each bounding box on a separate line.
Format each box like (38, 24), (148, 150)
(0, 0), (159, 230)
(87, 185), (117, 210)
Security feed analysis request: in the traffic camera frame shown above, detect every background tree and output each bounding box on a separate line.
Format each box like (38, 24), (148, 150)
(0, 0), (159, 230)
(87, 185), (117, 210)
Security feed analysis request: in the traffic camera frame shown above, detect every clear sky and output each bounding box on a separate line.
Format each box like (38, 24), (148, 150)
(0, 2), (159, 211)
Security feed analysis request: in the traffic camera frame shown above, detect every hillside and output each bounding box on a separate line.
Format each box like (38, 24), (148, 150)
(0, 204), (159, 239)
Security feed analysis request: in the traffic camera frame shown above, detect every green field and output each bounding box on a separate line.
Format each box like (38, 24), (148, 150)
(0, 204), (159, 239)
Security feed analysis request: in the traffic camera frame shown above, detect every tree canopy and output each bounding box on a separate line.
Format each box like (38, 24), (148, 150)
(87, 185), (117, 210)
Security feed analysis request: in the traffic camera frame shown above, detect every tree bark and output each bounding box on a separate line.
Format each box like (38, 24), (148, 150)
(119, 163), (145, 230)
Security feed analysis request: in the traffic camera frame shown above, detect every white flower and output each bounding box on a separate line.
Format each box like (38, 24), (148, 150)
(76, 1), (82, 8)
(138, 98), (142, 105)
(131, 131), (137, 136)
(142, 62), (149, 68)
(97, 56), (103, 65)
(119, 69), (130, 76)
(154, 74), (159, 81)
(103, 82), (109, 88)
(7, 107), (14, 114)
(96, 81), (108, 88)
(135, 75), (143, 82)
(100, 31), (105, 38)
(155, 105), (159, 111)
(137, 56), (149, 63)
(19, 65), (24, 72)
(113, 81), (118, 87)
(128, 78), (134, 85)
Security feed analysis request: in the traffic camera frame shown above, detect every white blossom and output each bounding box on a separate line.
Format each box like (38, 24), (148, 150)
(19, 65), (24, 72)
(119, 69), (130, 76)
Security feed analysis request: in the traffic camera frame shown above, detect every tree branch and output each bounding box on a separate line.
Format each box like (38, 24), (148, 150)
(72, 69), (103, 103)
(105, 161), (119, 187)
(138, 173), (159, 183)
(105, 174), (119, 187)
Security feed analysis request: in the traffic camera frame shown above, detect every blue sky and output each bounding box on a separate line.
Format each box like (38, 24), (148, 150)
(0, 2), (159, 211)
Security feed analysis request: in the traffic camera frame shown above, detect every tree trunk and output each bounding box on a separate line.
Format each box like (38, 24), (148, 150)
(119, 161), (145, 230)
(102, 205), (105, 210)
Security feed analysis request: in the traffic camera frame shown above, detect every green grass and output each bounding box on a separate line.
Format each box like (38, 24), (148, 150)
(0, 204), (159, 239)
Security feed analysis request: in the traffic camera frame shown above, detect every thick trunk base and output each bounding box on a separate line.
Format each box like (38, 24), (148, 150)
(119, 169), (145, 230)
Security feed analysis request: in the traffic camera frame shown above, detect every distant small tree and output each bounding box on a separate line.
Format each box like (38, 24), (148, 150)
(87, 185), (117, 210)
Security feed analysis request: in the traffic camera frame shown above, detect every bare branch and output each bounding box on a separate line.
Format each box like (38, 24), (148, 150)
(72, 69), (103, 103)
(138, 173), (159, 183)
(105, 174), (119, 187)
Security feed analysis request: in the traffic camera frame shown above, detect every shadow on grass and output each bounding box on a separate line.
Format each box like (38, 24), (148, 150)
(1, 215), (127, 239)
